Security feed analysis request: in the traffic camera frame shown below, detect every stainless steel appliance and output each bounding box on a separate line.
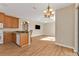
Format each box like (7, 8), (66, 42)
(0, 23), (3, 44)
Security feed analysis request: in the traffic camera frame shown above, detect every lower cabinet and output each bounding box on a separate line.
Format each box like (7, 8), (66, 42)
(12, 33), (16, 43)
(16, 33), (28, 47)
(4, 32), (12, 44)
(4, 32), (28, 47)
(4, 32), (16, 44)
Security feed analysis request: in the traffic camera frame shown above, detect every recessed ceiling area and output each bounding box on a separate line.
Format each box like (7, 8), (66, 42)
(0, 3), (73, 23)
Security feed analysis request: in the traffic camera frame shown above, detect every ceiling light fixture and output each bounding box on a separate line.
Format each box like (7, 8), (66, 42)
(43, 4), (54, 18)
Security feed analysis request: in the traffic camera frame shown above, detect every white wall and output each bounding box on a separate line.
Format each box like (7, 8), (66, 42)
(55, 4), (75, 49)
(28, 20), (44, 37)
(43, 22), (55, 37)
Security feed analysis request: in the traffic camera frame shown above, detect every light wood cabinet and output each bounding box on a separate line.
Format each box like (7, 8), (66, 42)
(20, 33), (28, 47)
(4, 32), (17, 44)
(4, 15), (12, 28)
(4, 15), (19, 28)
(3, 15), (19, 44)
(12, 33), (16, 43)
(0, 12), (28, 46)
(11, 17), (19, 28)
(0, 12), (5, 23)
(4, 32), (13, 44)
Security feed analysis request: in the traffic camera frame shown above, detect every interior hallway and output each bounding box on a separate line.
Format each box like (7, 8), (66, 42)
(0, 35), (77, 56)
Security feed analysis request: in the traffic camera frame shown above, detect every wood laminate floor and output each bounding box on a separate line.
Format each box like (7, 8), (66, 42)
(0, 35), (77, 56)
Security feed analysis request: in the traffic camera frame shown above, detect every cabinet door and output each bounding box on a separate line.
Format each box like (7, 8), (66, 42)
(12, 17), (19, 28)
(4, 32), (16, 44)
(4, 32), (12, 43)
(4, 16), (19, 28)
(12, 33), (16, 43)
(4, 16), (12, 28)
(0, 12), (5, 23)
(20, 33), (28, 47)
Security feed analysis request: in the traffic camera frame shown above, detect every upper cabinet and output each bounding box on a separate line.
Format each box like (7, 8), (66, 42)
(0, 12), (5, 23)
(4, 15), (19, 28)
(4, 15), (12, 28)
(0, 12), (19, 28)
(11, 17), (19, 28)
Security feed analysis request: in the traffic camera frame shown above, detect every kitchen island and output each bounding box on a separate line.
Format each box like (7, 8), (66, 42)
(16, 31), (28, 47)
(0, 28), (31, 47)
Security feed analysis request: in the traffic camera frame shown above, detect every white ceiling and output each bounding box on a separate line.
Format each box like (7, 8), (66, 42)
(0, 3), (73, 23)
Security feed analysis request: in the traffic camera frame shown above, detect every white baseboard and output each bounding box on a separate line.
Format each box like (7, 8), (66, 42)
(55, 42), (74, 50)
(31, 34), (43, 37)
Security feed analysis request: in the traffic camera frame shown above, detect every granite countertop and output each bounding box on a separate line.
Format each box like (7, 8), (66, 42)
(0, 28), (29, 33)
(15, 30), (28, 33)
